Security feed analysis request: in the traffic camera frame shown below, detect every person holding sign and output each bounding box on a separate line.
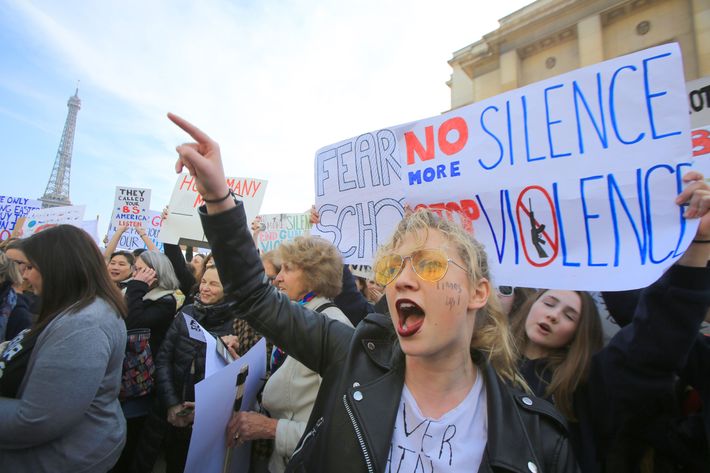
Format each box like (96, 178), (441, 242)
(153, 265), (243, 473)
(508, 175), (710, 473)
(0, 225), (127, 472)
(168, 113), (578, 473)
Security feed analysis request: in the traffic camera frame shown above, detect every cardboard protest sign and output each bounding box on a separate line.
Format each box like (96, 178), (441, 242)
(106, 211), (164, 252)
(160, 174), (267, 248)
(688, 76), (710, 176)
(688, 76), (710, 130)
(313, 43), (693, 290)
(110, 186), (151, 228)
(0, 196), (40, 241)
(21, 205), (86, 237)
(185, 338), (267, 473)
(256, 212), (312, 252)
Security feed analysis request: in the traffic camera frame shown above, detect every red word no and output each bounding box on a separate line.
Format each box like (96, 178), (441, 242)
(404, 117), (468, 165)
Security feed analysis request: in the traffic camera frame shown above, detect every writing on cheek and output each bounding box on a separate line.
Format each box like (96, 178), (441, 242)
(445, 295), (462, 310)
(436, 281), (463, 294)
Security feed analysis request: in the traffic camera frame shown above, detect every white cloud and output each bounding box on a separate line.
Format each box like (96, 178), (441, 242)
(3, 0), (533, 224)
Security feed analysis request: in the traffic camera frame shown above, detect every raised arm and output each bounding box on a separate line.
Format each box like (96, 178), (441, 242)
(104, 224), (128, 260)
(136, 226), (158, 252)
(168, 113), (353, 373)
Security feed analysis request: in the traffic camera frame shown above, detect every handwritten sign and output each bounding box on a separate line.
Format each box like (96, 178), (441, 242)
(0, 196), (40, 241)
(350, 264), (374, 280)
(689, 76), (710, 179)
(161, 174), (267, 248)
(313, 43), (693, 290)
(21, 205), (86, 237)
(106, 211), (164, 252)
(110, 186), (151, 228)
(688, 76), (710, 130)
(256, 212), (312, 252)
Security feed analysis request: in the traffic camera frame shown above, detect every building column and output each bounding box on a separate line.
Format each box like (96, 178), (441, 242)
(692, 0), (710, 76)
(449, 63), (475, 109)
(500, 50), (519, 92)
(578, 14), (604, 66)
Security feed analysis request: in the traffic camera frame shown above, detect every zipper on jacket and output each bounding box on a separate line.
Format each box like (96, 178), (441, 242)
(291, 416), (324, 458)
(342, 395), (374, 473)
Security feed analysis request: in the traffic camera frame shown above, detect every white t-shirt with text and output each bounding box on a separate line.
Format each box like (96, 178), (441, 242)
(386, 370), (488, 472)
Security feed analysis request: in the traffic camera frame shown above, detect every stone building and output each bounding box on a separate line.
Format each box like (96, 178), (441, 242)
(447, 0), (709, 109)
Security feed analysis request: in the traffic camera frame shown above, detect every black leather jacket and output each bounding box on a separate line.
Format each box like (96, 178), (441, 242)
(201, 203), (579, 473)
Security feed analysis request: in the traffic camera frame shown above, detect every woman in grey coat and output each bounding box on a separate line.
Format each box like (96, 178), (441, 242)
(0, 225), (128, 473)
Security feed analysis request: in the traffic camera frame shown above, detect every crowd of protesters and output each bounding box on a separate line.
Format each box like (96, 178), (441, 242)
(0, 111), (708, 473)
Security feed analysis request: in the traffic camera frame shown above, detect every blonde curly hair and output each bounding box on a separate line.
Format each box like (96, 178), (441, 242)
(278, 236), (343, 299)
(374, 208), (524, 386)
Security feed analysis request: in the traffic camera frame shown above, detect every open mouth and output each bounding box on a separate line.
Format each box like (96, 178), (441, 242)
(396, 299), (425, 337)
(538, 322), (552, 335)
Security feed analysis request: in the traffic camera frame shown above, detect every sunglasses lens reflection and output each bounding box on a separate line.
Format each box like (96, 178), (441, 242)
(374, 250), (450, 286)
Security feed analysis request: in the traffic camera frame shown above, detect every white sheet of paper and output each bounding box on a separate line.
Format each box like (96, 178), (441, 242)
(185, 338), (267, 473)
(181, 313), (225, 377)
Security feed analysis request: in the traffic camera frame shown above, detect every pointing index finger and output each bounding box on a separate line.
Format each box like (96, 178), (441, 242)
(168, 112), (213, 144)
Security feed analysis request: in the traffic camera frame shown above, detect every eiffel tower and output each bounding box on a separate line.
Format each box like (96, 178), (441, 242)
(39, 87), (81, 208)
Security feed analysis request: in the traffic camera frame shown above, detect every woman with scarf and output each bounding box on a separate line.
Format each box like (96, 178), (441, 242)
(154, 265), (240, 472)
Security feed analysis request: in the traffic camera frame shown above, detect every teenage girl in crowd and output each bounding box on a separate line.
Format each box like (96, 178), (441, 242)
(509, 170), (710, 472)
(168, 113), (578, 472)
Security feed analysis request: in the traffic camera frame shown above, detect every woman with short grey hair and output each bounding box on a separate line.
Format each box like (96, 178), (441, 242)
(112, 250), (179, 472)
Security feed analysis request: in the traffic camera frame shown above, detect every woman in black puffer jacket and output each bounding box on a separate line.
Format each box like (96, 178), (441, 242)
(155, 265), (239, 473)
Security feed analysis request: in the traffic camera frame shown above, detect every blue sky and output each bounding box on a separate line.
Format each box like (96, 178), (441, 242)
(0, 0), (532, 235)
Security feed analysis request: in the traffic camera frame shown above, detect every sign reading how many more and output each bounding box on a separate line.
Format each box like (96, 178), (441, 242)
(312, 43), (695, 291)
(160, 174), (268, 248)
(0, 196), (41, 241)
(256, 213), (312, 253)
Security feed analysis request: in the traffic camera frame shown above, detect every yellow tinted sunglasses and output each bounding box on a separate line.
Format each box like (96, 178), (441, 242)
(373, 248), (469, 286)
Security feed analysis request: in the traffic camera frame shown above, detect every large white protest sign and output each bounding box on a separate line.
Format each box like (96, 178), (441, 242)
(185, 338), (267, 473)
(256, 212), (312, 252)
(313, 43), (693, 290)
(0, 196), (40, 241)
(110, 186), (151, 228)
(160, 174), (267, 248)
(106, 211), (164, 252)
(21, 205), (86, 237)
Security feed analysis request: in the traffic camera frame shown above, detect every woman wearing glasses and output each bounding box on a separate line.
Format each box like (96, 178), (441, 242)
(168, 113), (577, 472)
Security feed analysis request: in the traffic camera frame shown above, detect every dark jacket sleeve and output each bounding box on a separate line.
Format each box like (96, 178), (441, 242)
(334, 264), (374, 327)
(600, 289), (641, 328)
(124, 281), (176, 353)
(164, 243), (196, 297)
(199, 203), (353, 375)
(155, 316), (182, 409)
(587, 264), (710, 455)
(5, 295), (33, 341)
